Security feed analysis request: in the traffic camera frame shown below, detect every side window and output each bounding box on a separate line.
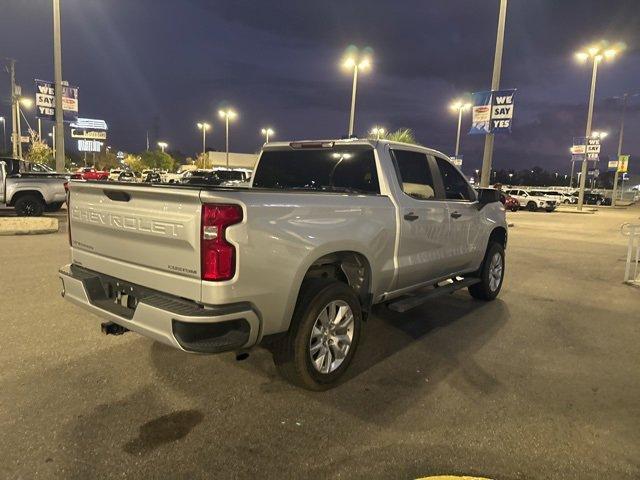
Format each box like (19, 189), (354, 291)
(434, 157), (475, 201)
(391, 150), (436, 200)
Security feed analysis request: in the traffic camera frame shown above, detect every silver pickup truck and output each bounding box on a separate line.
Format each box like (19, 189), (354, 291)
(60, 139), (507, 389)
(1, 158), (68, 215)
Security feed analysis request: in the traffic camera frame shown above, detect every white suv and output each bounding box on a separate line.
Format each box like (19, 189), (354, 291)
(505, 189), (557, 212)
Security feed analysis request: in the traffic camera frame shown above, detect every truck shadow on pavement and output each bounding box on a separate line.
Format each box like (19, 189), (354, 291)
(149, 292), (509, 427)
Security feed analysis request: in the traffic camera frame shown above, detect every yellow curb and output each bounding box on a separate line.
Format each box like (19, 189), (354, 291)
(0, 217), (59, 235)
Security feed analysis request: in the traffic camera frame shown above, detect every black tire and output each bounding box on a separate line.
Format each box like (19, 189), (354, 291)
(469, 242), (505, 301)
(596, 199), (602, 206)
(273, 279), (362, 390)
(44, 201), (64, 212)
(527, 201), (537, 212)
(14, 194), (45, 217)
(510, 206), (519, 212)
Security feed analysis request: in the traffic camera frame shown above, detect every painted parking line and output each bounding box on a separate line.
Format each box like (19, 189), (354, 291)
(418, 476), (492, 480)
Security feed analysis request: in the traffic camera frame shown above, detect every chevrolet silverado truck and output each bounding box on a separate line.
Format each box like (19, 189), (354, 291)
(0, 158), (68, 216)
(59, 139), (507, 390)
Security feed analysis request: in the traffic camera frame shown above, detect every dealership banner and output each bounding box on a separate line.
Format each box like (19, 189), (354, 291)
(469, 89), (516, 134)
(469, 91), (492, 134)
(618, 155), (629, 173)
(35, 79), (79, 122)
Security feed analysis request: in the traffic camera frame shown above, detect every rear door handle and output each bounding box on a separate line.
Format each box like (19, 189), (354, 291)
(403, 212), (419, 221)
(450, 211), (462, 219)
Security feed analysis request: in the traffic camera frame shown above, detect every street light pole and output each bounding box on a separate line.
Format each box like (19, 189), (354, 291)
(218, 109), (236, 168)
(343, 52), (370, 138)
(480, 0), (508, 188)
(16, 101), (22, 159)
(450, 102), (471, 157)
(455, 107), (463, 157)
(577, 56), (599, 211)
(53, 0), (65, 172)
(348, 64), (359, 137)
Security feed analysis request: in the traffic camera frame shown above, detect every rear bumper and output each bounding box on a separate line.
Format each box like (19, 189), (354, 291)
(59, 264), (260, 353)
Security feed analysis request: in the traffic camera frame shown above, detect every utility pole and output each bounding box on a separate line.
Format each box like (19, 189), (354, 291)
(7, 59), (18, 158)
(611, 93), (627, 204)
(53, 0), (65, 171)
(480, 0), (508, 187)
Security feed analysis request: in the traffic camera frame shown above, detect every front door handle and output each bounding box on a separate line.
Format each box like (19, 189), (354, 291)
(404, 212), (419, 221)
(450, 211), (462, 219)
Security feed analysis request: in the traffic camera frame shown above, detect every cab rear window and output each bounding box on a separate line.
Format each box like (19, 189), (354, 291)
(253, 147), (380, 194)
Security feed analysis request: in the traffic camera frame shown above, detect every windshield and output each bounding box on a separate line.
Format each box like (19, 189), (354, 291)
(252, 147), (379, 194)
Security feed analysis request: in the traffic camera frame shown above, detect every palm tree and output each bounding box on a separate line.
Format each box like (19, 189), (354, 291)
(380, 128), (420, 145)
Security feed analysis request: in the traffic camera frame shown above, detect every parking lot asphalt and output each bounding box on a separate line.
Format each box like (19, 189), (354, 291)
(1, 206), (639, 480)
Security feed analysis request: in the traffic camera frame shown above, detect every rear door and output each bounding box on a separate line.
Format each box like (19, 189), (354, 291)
(391, 149), (451, 289)
(68, 182), (203, 300)
(433, 155), (481, 273)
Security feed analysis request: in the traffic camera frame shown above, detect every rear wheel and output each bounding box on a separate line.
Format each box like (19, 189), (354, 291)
(527, 201), (537, 212)
(469, 242), (505, 301)
(14, 194), (44, 217)
(273, 279), (362, 390)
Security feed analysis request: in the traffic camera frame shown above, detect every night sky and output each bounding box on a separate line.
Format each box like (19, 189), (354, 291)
(1, 0), (639, 176)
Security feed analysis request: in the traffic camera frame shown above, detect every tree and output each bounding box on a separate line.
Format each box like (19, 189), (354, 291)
(139, 150), (176, 171)
(194, 152), (209, 169)
(123, 153), (144, 172)
(382, 128), (420, 145)
(93, 150), (119, 171)
(26, 140), (53, 166)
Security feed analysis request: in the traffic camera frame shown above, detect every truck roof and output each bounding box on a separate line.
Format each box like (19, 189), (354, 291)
(262, 138), (451, 160)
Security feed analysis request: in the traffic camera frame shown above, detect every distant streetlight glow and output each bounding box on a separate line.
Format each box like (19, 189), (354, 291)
(157, 141), (168, 152)
(219, 109), (237, 168)
(197, 122), (210, 155)
(342, 47), (372, 137)
(450, 100), (472, 157)
(370, 126), (385, 140)
(261, 127), (274, 143)
(19, 98), (33, 108)
(574, 41), (623, 210)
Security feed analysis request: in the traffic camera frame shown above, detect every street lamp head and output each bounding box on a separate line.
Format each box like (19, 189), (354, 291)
(575, 52), (589, 62)
(261, 127), (274, 136)
(157, 141), (168, 149)
(604, 49), (617, 59)
(450, 100), (463, 111)
(358, 57), (371, 70)
(19, 97), (33, 108)
(342, 57), (356, 69)
(219, 109), (237, 120)
(197, 122), (210, 130)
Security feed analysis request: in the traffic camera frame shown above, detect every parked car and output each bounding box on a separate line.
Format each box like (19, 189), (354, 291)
(540, 190), (576, 204)
(143, 171), (163, 183)
(108, 169), (123, 181)
(117, 171), (137, 183)
(505, 189), (557, 212)
(583, 192), (612, 206)
(60, 139), (508, 390)
(499, 192), (520, 212)
(74, 167), (109, 181)
(0, 158), (68, 216)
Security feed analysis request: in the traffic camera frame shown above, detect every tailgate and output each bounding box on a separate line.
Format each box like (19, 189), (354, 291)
(68, 182), (203, 301)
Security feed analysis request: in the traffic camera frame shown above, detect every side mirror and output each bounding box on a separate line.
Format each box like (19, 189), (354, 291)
(477, 188), (501, 209)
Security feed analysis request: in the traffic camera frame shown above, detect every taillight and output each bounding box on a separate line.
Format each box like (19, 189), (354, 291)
(201, 204), (243, 281)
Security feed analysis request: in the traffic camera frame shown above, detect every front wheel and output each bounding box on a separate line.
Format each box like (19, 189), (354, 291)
(468, 242), (505, 301)
(273, 279), (362, 390)
(527, 201), (537, 212)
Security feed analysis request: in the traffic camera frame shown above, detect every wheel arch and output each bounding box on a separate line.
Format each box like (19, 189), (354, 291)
(488, 226), (507, 249)
(9, 189), (45, 207)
